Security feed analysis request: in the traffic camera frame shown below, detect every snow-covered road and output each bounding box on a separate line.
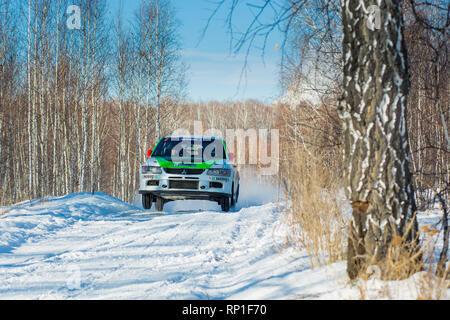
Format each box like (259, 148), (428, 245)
(0, 175), (332, 300)
(1, 180), (448, 299)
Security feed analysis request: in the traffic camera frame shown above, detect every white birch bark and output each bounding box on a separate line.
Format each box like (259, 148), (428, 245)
(340, 0), (420, 279)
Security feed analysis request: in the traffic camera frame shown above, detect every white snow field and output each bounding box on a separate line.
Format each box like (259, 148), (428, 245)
(0, 178), (449, 299)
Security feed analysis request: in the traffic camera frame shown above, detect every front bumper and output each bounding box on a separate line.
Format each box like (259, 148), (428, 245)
(138, 190), (230, 201)
(139, 168), (233, 201)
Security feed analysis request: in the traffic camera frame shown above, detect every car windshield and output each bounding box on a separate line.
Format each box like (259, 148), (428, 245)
(151, 137), (227, 161)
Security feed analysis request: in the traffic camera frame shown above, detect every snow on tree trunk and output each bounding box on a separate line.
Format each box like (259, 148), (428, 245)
(339, 0), (421, 279)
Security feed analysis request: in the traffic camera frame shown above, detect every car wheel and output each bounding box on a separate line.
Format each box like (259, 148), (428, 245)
(142, 194), (152, 210)
(221, 196), (230, 212)
(231, 183), (236, 207)
(231, 183), (240, 207)
(155, 197), (165, 211)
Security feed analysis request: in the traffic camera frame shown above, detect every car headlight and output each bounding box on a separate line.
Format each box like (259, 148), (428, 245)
(206, 168), (231, 177)
(141, 166), (162, 174)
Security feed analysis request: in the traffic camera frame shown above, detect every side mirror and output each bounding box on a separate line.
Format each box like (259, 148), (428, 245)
(147, 149), (152, 158)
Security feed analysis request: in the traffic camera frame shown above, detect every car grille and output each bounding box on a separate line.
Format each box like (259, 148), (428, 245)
(209, 182), (223, 188)
(169, 180), (199, 189)
(164, 168), (205, 175)
(147, 180), (159, 186)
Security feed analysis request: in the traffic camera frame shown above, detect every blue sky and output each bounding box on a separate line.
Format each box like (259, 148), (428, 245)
(108, 0), (284, 103)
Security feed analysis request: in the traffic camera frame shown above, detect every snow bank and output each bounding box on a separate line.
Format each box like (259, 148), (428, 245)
(0, 192), (137, 254)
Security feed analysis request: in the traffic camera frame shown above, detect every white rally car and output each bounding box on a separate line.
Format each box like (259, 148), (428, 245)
(139, 135), (240, 212)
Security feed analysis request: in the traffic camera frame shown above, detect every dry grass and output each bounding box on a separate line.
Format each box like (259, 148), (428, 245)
(282, 147), (449, 299)
(352, 221), (450, 299)
(354, 261), (449, 300)
(285, 148), (348, 268)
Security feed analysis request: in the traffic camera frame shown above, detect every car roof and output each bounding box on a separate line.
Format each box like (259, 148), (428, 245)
(163, 135), (224, 141)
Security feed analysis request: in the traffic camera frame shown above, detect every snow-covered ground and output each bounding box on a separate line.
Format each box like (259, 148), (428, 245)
(0, 178), (448, 299)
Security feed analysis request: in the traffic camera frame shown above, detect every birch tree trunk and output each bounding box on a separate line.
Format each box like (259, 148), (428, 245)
(32, 2), (39, 197)
(115, 8), (128, 201)
(27, 0), (33, 200)
(79, 19), (90, 192)
(155, 1), (161, 141)
(339, 0), (421, 280)
(90, 7), (98, 195)
(53, 0), (60, 196)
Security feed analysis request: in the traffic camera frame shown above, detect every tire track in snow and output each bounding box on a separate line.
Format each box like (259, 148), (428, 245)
(0, 191), (295, 299)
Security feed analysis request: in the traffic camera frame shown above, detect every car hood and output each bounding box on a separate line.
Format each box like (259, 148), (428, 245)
(145, 156), (228, 169)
